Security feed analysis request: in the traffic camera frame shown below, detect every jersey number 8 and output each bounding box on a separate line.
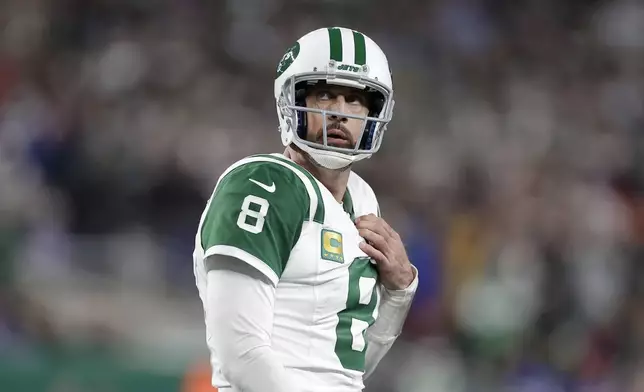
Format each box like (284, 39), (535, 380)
(335, 257), (379, 372)
(236, 195), (270, 234)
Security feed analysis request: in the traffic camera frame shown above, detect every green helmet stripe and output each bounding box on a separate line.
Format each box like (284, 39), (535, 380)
(352, 31), (366, 65)
(328, 28), (343, 62)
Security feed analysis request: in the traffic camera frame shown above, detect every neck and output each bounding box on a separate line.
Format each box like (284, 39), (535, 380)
(284, 147), (350, 203)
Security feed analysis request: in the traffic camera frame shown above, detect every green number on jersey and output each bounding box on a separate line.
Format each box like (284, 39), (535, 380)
(334, 257), (379, 371)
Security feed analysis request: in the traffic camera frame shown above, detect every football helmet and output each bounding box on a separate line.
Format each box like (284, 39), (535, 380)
(274, 27), (395, 170)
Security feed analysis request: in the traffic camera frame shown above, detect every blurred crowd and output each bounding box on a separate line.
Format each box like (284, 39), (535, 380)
(1, 0), (644, 391)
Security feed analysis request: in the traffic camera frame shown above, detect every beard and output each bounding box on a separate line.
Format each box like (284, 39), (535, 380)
(313, 121), (356, 149)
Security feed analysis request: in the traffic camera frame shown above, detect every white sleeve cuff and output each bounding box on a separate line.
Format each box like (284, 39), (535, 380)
(362, 266), (418, 379)
(205, 244), (279, 286)
(382, 264), (419, 303)
(367, 265), (418, 343)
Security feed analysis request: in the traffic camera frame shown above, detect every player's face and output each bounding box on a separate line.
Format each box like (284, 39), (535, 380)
(304, 85), (370, 149)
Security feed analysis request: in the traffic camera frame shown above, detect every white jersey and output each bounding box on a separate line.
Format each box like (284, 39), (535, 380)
(193, 153), (382, 391)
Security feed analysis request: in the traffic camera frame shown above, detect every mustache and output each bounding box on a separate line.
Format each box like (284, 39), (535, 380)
(316, 122), (355, 144)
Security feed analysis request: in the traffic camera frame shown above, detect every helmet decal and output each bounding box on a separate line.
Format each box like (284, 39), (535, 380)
(276, 42), (300, 77)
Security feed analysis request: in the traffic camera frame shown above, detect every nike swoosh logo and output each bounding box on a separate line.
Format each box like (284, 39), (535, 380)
(249, 179), (276, 193)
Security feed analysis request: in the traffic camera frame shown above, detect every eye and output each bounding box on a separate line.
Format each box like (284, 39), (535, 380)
(346, 94), (367, 107)
(316, 90), (333, 101)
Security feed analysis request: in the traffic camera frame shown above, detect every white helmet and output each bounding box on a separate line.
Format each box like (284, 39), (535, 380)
(274, 27), (395, 170)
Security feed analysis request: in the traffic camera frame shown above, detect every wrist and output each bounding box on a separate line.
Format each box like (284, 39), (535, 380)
(400, 264), (416, 288)
(386, 264), (416, 291)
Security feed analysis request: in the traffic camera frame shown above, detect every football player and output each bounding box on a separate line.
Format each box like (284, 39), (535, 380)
(193, 27), (418, 392)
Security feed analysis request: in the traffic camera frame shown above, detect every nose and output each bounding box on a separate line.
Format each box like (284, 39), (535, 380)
(327, 95), (348, 123)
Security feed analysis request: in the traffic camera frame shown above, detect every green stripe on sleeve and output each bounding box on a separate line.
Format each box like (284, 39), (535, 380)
(260, 154), (326, 224)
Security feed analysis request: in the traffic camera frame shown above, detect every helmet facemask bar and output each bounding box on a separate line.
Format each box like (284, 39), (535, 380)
(280, 73), (394, 156)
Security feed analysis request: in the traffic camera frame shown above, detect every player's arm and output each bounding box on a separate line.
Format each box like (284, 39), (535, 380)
(354, 213), (418, 379)
(200, 161), (310, 392)
(205, 255), (299, 392)
(363, 268), (418, 379)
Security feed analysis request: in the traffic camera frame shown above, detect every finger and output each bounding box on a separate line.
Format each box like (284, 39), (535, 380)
(371, 216), (397, 237)
(387, 226), (399, 239)
(358, 228), (388, 250)
(359, 241), (387, 264)
(377, 220), (398, 241)
(359, 220), (399, 244)
(355, 213), (378, 224)
(356, 218), (389, 237)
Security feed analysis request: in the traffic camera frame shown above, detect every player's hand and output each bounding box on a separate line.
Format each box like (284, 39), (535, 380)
(355, 213), (415, 291)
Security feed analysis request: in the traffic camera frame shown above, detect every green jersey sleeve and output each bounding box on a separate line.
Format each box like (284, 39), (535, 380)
(200, 159), (310, 284)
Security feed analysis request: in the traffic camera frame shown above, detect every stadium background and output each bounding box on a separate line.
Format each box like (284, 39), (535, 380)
(1, 0), (644, 391)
